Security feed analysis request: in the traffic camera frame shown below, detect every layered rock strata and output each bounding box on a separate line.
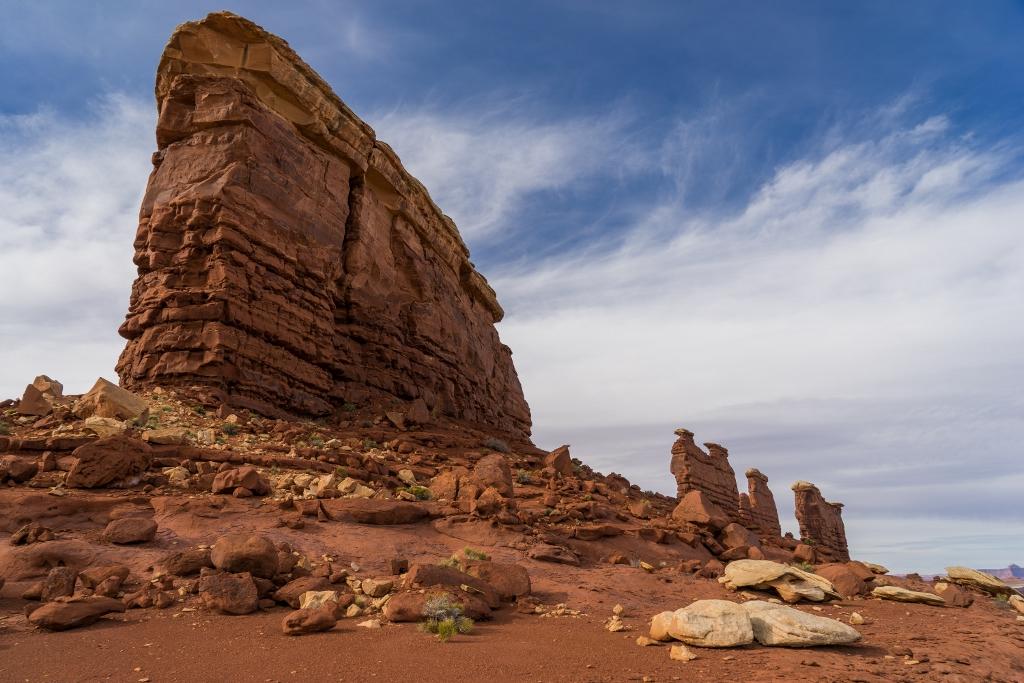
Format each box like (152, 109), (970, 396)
(739, 468), (782, 538)
(669, 429), (740, 520)
(115, 12), (530, 438)
(791, 481), (849, 562)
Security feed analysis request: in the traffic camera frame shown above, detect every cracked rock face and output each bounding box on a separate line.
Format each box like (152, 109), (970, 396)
(791, 481), (849, 562)
(116, 11), (531, 439)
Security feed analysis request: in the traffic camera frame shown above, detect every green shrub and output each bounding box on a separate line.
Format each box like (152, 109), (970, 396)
(482, 437), (510, 453)
(419, 595), (474, 642)
(438, 556), (461, 569)
(515, 469), (531, 485)
(343, 402), (357, 412)
(0, 420), (9, 436)
(193, 405), (207, 417)
(462, 547), (490, 561)
(405, 485), (432, 501)
(308, 433), (325, 447)
(793, 561), (815, 573)
(220, 423), (239, 436)
(362, 438), (379, 450)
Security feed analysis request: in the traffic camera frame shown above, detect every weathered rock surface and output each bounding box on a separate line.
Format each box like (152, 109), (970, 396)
(114, 11), (530, 439)
(671, 490), (729, 531)
(871, 586), (946, 606)
(28, 596), (126, 631)
(659, 600), (754, 648)
(65, 435), (152, 488)
(282, 607), (336, 635)
(791, 481), (849, 562)
(73, 378), (148, 423)
(670, 430), (740, 520)
(719, 560), (840, 603)
(527, 543), (580, 566)
(740, 468), (782, 538)
(945, 566), (1013, 596)
(211, 466), (270, 496)
(103, 517), (158, 544)
(462, 560), (531, 601)
(743, 601), (861, 647)
(18, 376), (63, 416)
(198, 571), (259, 614)
(210, 534), (278, 578)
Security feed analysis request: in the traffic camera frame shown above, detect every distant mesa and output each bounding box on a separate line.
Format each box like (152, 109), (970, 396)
(115, 11), (531, 439)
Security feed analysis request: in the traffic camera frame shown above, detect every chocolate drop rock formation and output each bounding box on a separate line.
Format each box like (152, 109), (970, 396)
(739, 468), (782, 538)
(116, 12), (531, 438)
(792, 481), (850, 562)
(669, 429), (741, 520)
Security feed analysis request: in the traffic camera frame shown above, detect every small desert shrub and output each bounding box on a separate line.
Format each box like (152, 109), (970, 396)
(994, 593), (1009, 603)
(0, 420), (9, 436)
(193, 405), (207, 417)
(793, 561), (815, 573)
(438, 556), (461, 569)
(334, 466), (348, 479)
(405, 485), (432, 501)
(419, 595), (474, 642)
(362, 438), (379, 450)
(515, 469), (531, 485)
(143, 415), (160, 429)
(308, 433), (325, 447)
(220, 423), (239, 436)
(482, 437), (510, 453)
(343, 402), (357, 412)
(462, 547), (490, 561)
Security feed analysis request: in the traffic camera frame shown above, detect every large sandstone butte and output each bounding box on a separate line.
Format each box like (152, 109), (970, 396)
(669, 429), (741, 520)
(739, 468), (782, 538)
(116, 12), (531, 438)
(792, 481), (849, 562)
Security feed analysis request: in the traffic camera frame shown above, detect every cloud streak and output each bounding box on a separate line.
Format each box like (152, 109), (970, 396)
(0, 94), (153, 396)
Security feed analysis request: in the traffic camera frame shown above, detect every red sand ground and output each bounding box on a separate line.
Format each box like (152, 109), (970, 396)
(2, 487), (1021, 682)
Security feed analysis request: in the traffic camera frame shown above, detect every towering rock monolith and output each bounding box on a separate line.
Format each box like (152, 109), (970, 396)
(791, 481), (849, 562)
(670, 429), (740, 520)
(740, 468), (782, 539)
(116, 12), (531, 439)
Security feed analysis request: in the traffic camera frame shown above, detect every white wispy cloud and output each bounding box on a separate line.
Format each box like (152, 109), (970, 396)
(372, 105), (637, 240)
(0, 94), (153, 396)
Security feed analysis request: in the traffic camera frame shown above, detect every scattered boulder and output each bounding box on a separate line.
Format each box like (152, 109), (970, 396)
(40, 566), (78, 601)
(18, 376), (63, 416)
(282, 607), (336, 635)
(211, 466), (270, 496)
(1008, 594), (1024, 615)
(527, 543), (580, 566)
(669, 644), (698, 661)
(210, 534), (278, 578)
(544, 445), (573, 476)
(65, 435), (152, 488)
(360, 578), (394, 598)
(9, 523), (56, 546)
(656, 600), (754, 648)
(103, 517), (157, 544)
(299, 590), (340, 610)
(198, 571), (259, 614)
(142, 427), (188, 445)
(156, 548), (212, 576)
(463, 561), (531, 601)
(671, 490), (729, 531)
(743, 601), (861, 647)
(79, 565), (130, 589)
(814, 563), (869, 598)
(274, 577), (333, 608)
(28, 596), (126, 631)
(719, 560), (839, 603)
(403, 563), (500, 608)
(945, 566), (1013, 596)
(719, 522), (760, 551)
(470, 454), (514, 497)
(0, 455), (39, 484)
(82, 416), (127, 438)
(383, 588), (490, 622)
(73, 378), (148, 422)
(871, 586), (945, 606)
(934, 582), (974, 608)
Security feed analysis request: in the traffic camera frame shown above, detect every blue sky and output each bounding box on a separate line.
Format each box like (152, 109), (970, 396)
(1, 1), (1022, 573)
